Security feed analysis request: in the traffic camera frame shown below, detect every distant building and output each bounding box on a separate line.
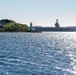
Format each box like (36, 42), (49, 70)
(30, 22), (33, 31)
(55, 19), (60, 28)
(0, 24), (3, 28)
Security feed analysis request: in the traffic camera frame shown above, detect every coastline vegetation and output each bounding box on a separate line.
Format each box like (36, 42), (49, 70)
(0, 19), (30, 32)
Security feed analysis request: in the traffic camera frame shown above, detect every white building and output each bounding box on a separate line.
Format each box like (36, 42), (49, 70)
(0, 24), (3, 28)
(30, 22), (32, 31)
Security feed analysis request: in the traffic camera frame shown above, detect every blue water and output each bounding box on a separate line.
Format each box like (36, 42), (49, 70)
(0, 32), (76, 75)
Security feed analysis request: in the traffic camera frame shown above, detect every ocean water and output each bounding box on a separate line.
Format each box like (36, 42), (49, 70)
(0, 32), (76, 75)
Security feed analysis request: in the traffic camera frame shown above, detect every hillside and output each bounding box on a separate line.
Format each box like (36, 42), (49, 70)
(0, 19), (30, 32)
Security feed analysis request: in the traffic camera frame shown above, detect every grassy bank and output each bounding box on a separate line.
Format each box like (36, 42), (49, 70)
(0, 19), (30, 32)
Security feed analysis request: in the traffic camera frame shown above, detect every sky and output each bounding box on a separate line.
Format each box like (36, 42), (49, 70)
(0, 0), (76, 27)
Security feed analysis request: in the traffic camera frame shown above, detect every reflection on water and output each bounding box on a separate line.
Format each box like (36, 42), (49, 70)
(0, 32), (76, 75)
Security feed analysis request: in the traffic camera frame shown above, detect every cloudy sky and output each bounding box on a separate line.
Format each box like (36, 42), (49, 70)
(0, 0), (76, 27)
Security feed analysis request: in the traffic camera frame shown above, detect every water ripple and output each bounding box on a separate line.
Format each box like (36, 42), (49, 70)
(0, 32), (76, 75)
